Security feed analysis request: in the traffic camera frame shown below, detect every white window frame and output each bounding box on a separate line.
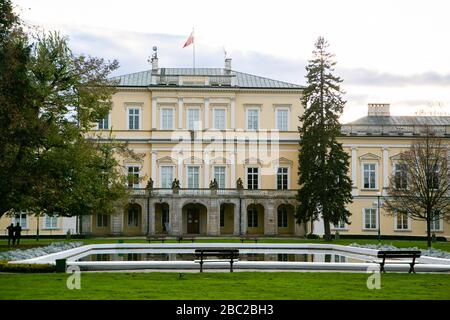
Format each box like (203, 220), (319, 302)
(126, 165), (140, 189)
(275, 107), (289, 131)
(96, 214), (109, 228)
(246, 166), (260, 190)
(186, 107), (201, 130)
(246, 107), (260, 131)
(159, 165), (174, 188)
(393, 163), (408, 190)
(362, 208), (378, 230)
(12, 212), (28, 229)
(430, 217), (443, 232)
(127, 106), (142, 130)
(160, 106), (175, 130)
(186, 165), (200, 188)
(276, 167), (289, 190)
(361, 162), (378, 190)
(213, 107), (227, 130)
(331, 219), (347, 230)
(97, 112), (111, 130)
(44, 214), (58, 230)
(394, 211), (411, 231)
(213, 165), (227, 188)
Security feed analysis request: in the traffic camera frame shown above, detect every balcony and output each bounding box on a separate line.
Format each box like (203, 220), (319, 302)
(341, 124), (450, 136)
(130, 188), (297, 199)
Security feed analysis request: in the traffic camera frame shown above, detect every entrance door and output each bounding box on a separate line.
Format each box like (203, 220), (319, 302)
(187, 208), (200, 234)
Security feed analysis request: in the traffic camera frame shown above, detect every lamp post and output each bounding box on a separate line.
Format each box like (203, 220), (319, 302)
(377, 193), (381, 241)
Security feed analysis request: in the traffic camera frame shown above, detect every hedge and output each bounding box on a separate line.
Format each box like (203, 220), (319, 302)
(0, 260), (55, 273)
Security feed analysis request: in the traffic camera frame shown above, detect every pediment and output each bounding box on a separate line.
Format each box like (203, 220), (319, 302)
(210, 156), (230, 165)
(272, 157), (293, 166)
(390, 153), (403, 161)
(244, 157), (262, 165)
(359, 153), (381, 161)
(157, 156), (176, 164)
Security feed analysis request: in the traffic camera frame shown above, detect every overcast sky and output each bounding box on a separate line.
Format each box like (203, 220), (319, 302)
(13, 0), (450, 122)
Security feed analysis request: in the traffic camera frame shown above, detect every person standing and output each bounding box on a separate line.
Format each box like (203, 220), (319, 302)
(13, 222), (22, 246)
(6, 223), (14, 246)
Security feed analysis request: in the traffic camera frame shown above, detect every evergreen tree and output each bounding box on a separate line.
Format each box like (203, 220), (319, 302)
(296, 37), (353, 240)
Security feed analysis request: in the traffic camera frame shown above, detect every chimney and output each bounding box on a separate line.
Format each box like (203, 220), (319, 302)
(224, 58), (232, 74)
(368, 103), (390, 116)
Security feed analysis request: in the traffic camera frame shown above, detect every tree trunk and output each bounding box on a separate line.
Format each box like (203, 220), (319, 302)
(426, 211), (432, 249)
(323, 217), (332, 241)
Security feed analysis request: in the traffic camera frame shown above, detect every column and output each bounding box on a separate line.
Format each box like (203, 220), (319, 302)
(178, 98), (183, 129)
(264, 201), (277, 236)
(204, 151), (210, 187)
(151, 97), (157, 129)
(178, 150), (183, 187)
(148, 200), (155, 235)
(230, 98), (236, 129)
(241, 200), (248, 235)
(171, 199), (182, 236)
(351, 147), (358, 196)
(233, 201), (241, 235)
(151, 151), (157, 182)
(204, 98), (209, 129)
(207, 199), (220, 236)
(230, 151), (236, 187)
(382, 147), (389, 196)
(111, 213), (123, 235)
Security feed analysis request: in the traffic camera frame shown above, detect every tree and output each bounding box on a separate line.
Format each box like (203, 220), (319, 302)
(296, 37), (353, 241)
(0, 1), (132, 224)
(384, 129), (450, 248)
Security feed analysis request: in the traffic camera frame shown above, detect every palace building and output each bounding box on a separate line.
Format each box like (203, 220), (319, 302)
(1, 55), (449, 239)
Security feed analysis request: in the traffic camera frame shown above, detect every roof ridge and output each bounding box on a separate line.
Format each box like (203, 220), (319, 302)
(111, 69), (151, 79)
(231, 69), (302, 87)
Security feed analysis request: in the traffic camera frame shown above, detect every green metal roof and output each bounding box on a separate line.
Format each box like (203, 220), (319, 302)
(110, 68), (303, 89)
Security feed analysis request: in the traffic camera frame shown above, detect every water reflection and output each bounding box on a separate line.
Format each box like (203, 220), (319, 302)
(79, 252), (360, 263)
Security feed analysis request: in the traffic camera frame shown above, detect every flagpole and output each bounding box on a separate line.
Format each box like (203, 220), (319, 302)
(192, 26), (195, 74)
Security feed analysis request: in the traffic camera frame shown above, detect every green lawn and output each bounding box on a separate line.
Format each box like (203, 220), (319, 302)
(0, 272), (449, 300)
(1, 237), (450, 253)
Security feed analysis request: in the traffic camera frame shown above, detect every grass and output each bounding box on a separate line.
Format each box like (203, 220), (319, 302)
(0, 272), (449, 300)
(1, 237), (450, 253)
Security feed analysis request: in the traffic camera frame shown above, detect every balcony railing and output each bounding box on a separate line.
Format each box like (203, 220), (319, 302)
(130, 188), (297, 198)
(341, 124), (450, 136)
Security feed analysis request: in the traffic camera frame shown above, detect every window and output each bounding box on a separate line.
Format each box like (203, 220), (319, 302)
(248, 207), (258, 228)
(277, 167), (289, 190)
(160, 166), (173, 188)
(333, 219), (346, 229)
(364, 208), (377, 229)
(431, 218), (442, 232)
(127, 206), (139, 227)
(96, 214), (108, 228)
(395, 212), (409, 230)
(214, 166), (226, 188)
(394, 164), (408, 189)
(13, 212), (27, 229)
(276, 108), (289, 131)
(214, 109), (226, 130)
(128, 108), (140, 130)
(277, 206), (288, 228)
(247, 167), (259, 190)
(44, 215), (58, 229)
(160, 108), (174, 130)
(98, 115), (109, 130)
(363, 163), (377, 189)
(187, 166), (200, 188)
(187, 108), (200, 130)
(220, 207), (225, 228)
(428, 164), (440, 190)
(162, 207), (170, 232)
(246, 108), (259, 130)
(127, 166), (140, 188)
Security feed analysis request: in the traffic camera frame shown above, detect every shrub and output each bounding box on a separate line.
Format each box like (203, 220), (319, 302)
(0, 260), (55, 273)
(306, 233), (320, 239)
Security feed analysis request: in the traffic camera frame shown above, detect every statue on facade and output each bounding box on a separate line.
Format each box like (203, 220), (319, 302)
(146, 178), (154, 190)
(209, 178), (218, 189)
(171, 178), (180, 190)
(236, 178), (244, 190)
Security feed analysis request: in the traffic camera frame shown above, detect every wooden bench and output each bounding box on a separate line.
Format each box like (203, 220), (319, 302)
(146, 236), (167, 243)
(194, 248), (239, 273)
(177, 235), (196, 243)
(240, 236), (258, 243)
(377, 250), (421, 273)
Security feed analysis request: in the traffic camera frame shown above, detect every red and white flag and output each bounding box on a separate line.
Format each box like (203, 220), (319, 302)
(183, 31), (194, 48)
